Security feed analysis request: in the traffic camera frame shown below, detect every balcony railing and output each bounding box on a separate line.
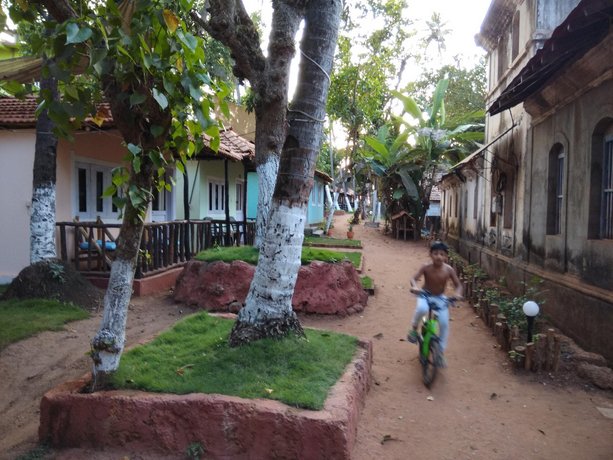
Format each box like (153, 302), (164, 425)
(56, 219), (255, 279)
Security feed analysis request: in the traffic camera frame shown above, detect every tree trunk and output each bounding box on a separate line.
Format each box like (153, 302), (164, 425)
(30, 69), (58, 264)
(90, 74), (171, 387)
(205, 1), (304, 248)
(90, 162), (154, 388)
(229, 0), (342, 346)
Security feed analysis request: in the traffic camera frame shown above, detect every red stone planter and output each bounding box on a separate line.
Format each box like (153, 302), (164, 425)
(39, 340), (373, 459)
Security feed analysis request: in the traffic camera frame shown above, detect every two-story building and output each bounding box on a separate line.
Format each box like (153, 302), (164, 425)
(441, 0), (613, 362)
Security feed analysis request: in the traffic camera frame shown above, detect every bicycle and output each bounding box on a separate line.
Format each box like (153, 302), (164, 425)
(409, 290), (458, 388)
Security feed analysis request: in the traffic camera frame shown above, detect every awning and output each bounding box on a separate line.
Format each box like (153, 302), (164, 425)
(488, 0), (613, 115)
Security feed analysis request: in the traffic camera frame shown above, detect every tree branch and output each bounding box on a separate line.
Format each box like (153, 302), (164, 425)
(193, 0), (265, 84)
(35, 0), (77, 22)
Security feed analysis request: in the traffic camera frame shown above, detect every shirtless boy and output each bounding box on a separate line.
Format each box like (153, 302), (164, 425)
(407, 241), (463, 365)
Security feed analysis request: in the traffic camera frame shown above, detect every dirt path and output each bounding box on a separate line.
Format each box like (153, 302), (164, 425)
(1, 214), (612, 459)
(303, 215), (613, 460)
(0, 295), (197, 459)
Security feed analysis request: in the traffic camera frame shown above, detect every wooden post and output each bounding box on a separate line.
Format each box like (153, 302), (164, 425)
(514, 345), (526, 369)
(552, 335), (562, 372)
(500, 320), (510, 351)
(534, 333), (546, 371)
(510, 325), (521, 350)
(546, 328), (555, 371)
(489, 304), (499, 329)
(525, 342), (534, 371)
(482, 298), (490, 324)
(495, 322), (503, 344)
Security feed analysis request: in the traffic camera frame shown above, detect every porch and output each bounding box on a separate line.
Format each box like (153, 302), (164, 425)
(56, 219), (255, 294)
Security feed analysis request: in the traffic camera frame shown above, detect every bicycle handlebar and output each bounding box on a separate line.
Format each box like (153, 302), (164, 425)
(411, 289), (461, 307)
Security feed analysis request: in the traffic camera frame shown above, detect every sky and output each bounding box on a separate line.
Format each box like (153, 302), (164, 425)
(245, 0), (493, 96)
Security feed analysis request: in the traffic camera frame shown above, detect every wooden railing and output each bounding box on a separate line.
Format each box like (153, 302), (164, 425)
(56, 219), (255, 278)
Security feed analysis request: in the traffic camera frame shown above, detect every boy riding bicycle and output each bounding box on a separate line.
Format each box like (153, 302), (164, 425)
(408, 241), (463, 366)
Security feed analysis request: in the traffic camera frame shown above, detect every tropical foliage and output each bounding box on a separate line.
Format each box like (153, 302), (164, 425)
(361, 78), (484, 228)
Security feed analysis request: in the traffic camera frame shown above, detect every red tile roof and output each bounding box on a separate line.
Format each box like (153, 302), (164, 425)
(0, 96), (39, 127)
(0, 96), (114, 128)
(0, 97), (254, 161)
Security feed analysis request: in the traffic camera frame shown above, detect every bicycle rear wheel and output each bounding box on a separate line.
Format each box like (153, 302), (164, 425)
(422, 338), (441, 388)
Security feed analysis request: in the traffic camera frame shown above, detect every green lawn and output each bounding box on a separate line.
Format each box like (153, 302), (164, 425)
(112, 312), (358, 410)
(360, 276), (374, 289)
(195, 245), (362, 269)
(0, 298), (90, 350)
(303, 236), (362, 247)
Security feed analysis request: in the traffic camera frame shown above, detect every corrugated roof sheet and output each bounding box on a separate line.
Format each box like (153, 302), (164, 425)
(488, 0), (613, 115)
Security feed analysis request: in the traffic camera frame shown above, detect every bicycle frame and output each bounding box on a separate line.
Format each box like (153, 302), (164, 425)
(414, 291), (455, 388)
(419, 313), (439, 359)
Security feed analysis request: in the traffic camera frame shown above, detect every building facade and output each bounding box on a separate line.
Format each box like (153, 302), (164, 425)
(442, 0), (613, 362)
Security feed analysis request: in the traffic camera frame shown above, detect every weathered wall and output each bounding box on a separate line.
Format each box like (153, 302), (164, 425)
(528, 81), (613, 290)
(456, 240), (613, 364)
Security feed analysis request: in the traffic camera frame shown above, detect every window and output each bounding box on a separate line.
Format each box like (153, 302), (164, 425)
(601, 137), (613, 238)
(74, 161), (120, 220)
(547, 144), (565, 235)
(236, 182), (244, 212)
(511, 12), (520, 61)
(208, 180), (225, 213)
(455, 191), (458, 217)
(497, 34), (508, 81)
(473, 180), (479, 219)
(588, 121), (613, 239)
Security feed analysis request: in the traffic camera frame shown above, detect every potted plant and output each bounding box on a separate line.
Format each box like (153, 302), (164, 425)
(346, 224), (354, 239)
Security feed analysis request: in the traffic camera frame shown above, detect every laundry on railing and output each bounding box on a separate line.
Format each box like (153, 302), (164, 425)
(78, 240), (117, 251)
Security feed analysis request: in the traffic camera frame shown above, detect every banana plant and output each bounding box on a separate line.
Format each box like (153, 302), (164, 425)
(362, 78), (484, 230)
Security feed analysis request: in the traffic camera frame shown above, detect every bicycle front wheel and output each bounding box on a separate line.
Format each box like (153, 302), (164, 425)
(422, 338), (441, 388)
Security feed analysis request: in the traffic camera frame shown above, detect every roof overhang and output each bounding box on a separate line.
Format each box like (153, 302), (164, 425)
(440, 123), (516, 183)
(488, 0), (613, 115)
(475, 0), (522, 52)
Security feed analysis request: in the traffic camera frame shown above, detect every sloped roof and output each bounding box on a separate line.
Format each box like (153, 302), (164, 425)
(0, 96), (39, 127)
(488, 0), (613, 115)
(0, 96), (254, 162)
(0, 56), (42, 83)
(0, 95), (114, 128)
(201, 128), (254, 161)
(475, 0), (522, 52)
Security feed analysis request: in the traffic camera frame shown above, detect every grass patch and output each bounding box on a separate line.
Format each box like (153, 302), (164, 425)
(195, 245), (362, 269)
(195, 245), (260, 264)
(301, 247), (361, 268)
(112, 312), (358, 410)
(360, 276), (374, 290)
(0, 299), (89, 350)
(304, 236), (362, 247)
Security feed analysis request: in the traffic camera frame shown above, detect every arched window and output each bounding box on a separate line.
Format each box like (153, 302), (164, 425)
(473, 180), (479, 219)
(588, 119), (613, 239)
(511, 12), (520, 61)
(546, 143), (565, 235)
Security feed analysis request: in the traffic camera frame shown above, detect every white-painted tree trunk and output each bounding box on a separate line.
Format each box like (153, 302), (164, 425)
(91, 258), (135, 378)
(254, 155), (280, 248)
(240, 203), (306, 323)
(325, 185), (335, 233)
(344, 194), (353, 213)
(30, 185), (57, 263)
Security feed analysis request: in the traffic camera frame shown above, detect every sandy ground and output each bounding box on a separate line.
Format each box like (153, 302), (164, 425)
(1, 214), (612, 460)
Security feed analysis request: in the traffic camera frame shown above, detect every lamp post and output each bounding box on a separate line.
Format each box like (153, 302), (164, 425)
(522, 300), (539, 343)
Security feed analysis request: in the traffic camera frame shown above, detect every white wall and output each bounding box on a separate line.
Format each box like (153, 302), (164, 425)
(0, 130), (35, 282)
